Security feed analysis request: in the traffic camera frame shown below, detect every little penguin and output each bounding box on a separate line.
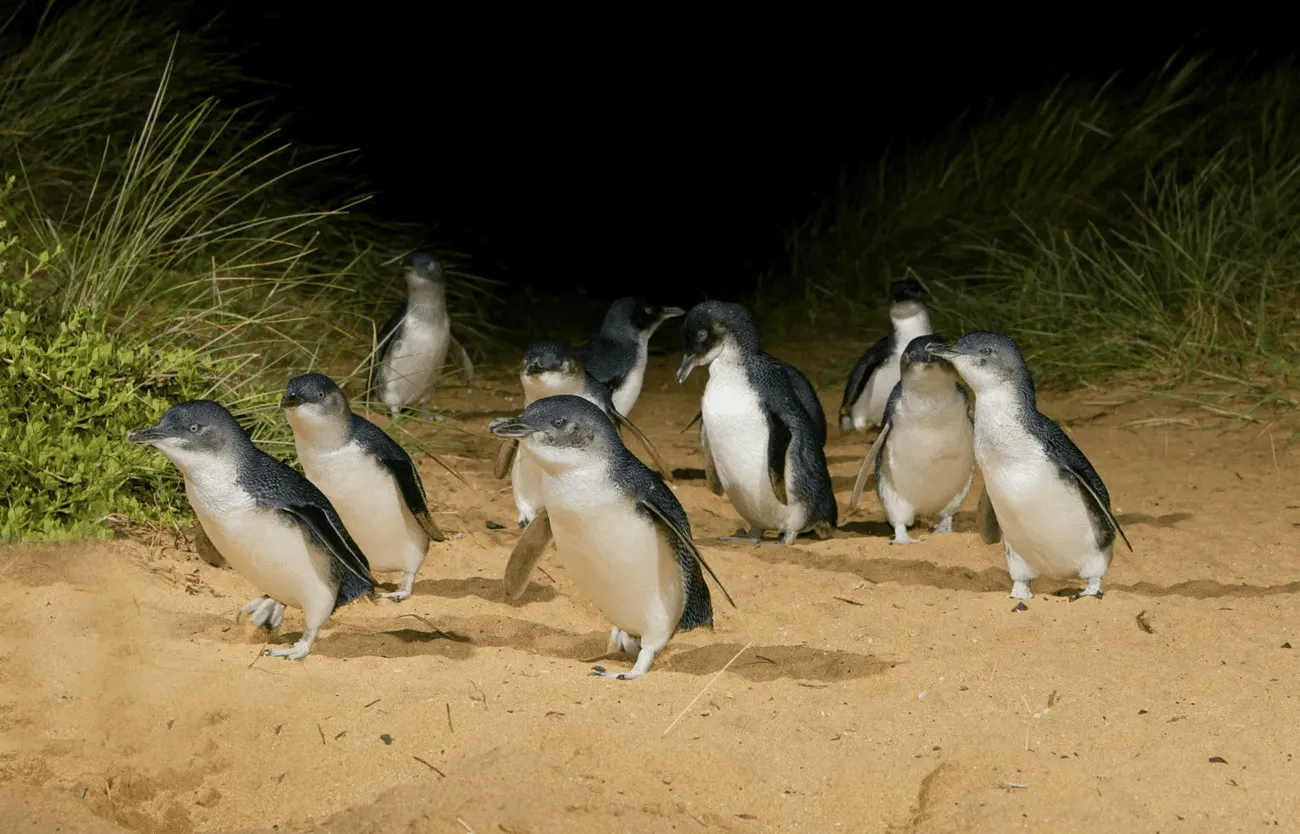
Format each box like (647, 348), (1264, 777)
(677, 301), (838, 546)
(497, 340), (672, 528)
(839, 278), (934, 432)
(372, 252), (475, 417)
(488, 395), (734, 680)
(578, 298), (685, 416)
(927, 332), (1133, 601)
(281, 373), (446, 602)
(849, 334), (975, 544)
(128, 400), (379, 659)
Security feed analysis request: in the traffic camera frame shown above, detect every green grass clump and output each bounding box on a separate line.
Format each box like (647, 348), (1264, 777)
(773, 52), (1300, 395)
(0, 3), (501, 542)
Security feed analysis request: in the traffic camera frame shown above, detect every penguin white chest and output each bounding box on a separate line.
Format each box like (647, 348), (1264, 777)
(184, 469), (334, 610)
(859, 353), (902, 427)
(612, 341), (649, 415)
(700, 361), (789, 530)
(974, 417), (1105, 578)
(298, 442), (427, 574)
(540, 465), (683, 643)
(381, 315), (450, 407)
(880, 393), (974, 514)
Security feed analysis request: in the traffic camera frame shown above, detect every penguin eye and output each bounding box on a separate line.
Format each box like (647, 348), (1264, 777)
(188, 424), (200, 433)
(979, 347), (993, 356)
(316, 390), (326, 400)
(551, 417), (567, 429)
(697, 329), (707, 342)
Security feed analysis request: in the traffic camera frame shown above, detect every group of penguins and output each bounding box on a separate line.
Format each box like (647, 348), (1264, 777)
(128, 254), (1132, 679)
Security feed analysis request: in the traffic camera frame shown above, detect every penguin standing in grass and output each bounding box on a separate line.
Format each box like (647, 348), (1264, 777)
(677, 301), (837, 545)
(927, 332), (1132, 601)
(497, 340), (671, 527)
(578, 298), (685, 416)
(281, 373), (445, 602)
(488, 395), (733, 680)
(372, 252), (474, 417)
(839, 278), (933, 432)
(128, 401), (378, 660)
(849, 335), (974, 544)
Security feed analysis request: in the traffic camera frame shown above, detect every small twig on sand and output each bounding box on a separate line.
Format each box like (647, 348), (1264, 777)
(663, 639), (754, 736)
(317, 723), (326, 745)
(446, 702), (454, 733)
(398, 613), (451, 639)
(457, 818), (477, 833)
(413, 755), (446, 777)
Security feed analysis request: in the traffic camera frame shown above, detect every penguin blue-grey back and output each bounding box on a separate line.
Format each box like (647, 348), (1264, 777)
(281, 373), (445, 603)
(928, 332), (1131, 603)
(128, 400), (378, 659)
(489, 395), (732, 680)
(677, 301), (837, 546)
(849, 335), (974, 544)
(578, 298), (685, 416)
(839, 278), (933, 432)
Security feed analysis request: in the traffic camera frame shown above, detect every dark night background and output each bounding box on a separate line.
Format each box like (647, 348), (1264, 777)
(144, 9), (1279, 304)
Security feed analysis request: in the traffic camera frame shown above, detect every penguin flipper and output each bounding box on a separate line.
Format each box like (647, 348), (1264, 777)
(611, 409), (672, 482)
(638, 498), (734, 609)
(494, 438), (519, 480)
(450, 335), (475, 382)
(279, 502), (379, 592)
(374, 303), (407, 365)
(504, 508), (552, 600)
(1064, 468), (1133, 552)
(850, 422), (890, 509)
(764, 407), (793, 505)
(699, 421), (723, 496)
(364, 430), (445, 542)
(976, 486), (1001, 545)
(839, 334), (892, 431)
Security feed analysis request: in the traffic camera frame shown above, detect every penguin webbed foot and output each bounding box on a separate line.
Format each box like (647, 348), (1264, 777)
(239, 596), (286, 631)
(717, 528), (765, 545)
(931, 516), (955, 535)
(890, 524), (921, 545)
(380, 572), (417, 603)
(589, 650), (657, 681)
(1009, 580), (1034, 600)
(264, 639), (313, 661)
(1070, 579), (1104, 601)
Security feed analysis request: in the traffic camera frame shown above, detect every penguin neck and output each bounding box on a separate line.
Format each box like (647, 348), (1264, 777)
(707, 339), (747, 375)
(900, 368), (961, 406)
(286, 412), (352, 454)
(405, 280), (446, 321)
(890, 306), (932, 346)
(971, 383), (1032, 424)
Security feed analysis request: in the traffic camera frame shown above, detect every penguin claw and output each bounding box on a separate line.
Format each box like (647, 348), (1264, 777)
(381, 591), (410, 603)
(1069, 590), (1103, 602)
(589, 665), (607, 676)
(1011, 601), (1029, 612)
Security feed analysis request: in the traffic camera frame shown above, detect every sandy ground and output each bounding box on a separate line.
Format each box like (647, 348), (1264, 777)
(2, 339), (1299, 833)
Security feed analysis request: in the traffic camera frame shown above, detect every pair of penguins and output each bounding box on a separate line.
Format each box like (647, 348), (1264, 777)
(128, 254), (472, 661)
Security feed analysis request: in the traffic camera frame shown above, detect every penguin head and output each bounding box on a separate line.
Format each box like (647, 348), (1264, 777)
(520, 340), (587, 402)
(676, 301), (759, 384)
(899, 335), (959, 388)
(404, 252), (445, 287)
(487, 394), (616, 473)
(602, 298), (687, 338)
(926, 331), (1030, 394)
(128, 400), (251, 472)
(889, 278), (928, 320)
(280, 373), (350, 433)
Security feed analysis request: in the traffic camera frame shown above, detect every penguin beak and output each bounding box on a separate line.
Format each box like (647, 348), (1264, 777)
(488, 416), (540, 438)
(661, 306), (686, 321)
(676, 353), (699, 385)
(926, 343), (961, 360)
(279, 393), (304, 409)
(127, 425), (167, 445)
